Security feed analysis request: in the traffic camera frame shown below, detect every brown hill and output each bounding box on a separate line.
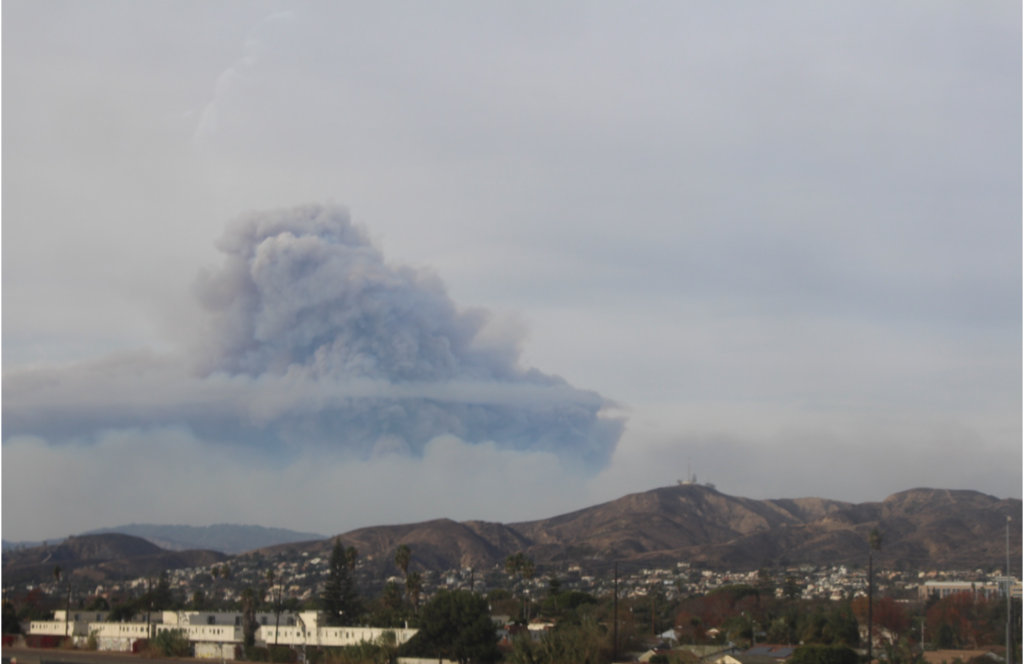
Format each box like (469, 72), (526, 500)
(1, 533), (228, 585)
(253, 485), (1021, 573)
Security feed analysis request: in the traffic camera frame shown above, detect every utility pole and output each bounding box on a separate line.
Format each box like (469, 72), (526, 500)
(613, 562), (619, 663)
(65, 577), (71, 638)
(867, 529), (883, 664)
(146, 577), (153, 638)
(868, 550), (873, 664)
(275, 579), (281, 647)
(1008, 516), (1013, 664)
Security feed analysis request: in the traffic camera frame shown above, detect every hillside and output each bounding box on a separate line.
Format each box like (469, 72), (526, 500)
(1, 533), (228, 585)
(250, 485), (1021, 573)
(82, 523), (325, 554)
(8, 487), (1018, 584)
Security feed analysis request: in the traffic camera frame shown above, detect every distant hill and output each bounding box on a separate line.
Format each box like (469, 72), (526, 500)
(81, 523), (325, 554)
(2, 539), (55, 552)
(1, 533), (228, 585)
(252, 485), (1021, 573)
(6, 487), (1018, 584)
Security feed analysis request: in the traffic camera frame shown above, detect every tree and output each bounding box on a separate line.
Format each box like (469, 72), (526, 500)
(505, 552), (536, 622)
(345, 546), (358, 571)
(151, 571), (173, 610)
(322, 538), (361, 625)
(822, 606), (860, 646)
(398, 590), (500, 664)
(926, 592), (994, 650)
(108, 600), (137, 623)
(241, 587), (259, 648)
(395, 544), (411, 577)
(789, 645), (859, 664)
(883, 637), (925, 664)
(405, 572), (423, 612)
(783, 576), (801, 600)
(852, 596), (908, 643)
(382, 582), (404, 611)
(507, 617), (609, 664)
(2, 599), (21, 634)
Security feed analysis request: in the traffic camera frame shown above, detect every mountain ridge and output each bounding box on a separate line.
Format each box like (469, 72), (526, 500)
(5, 486), (1018, 582)
(249, 485), (1020, 573)
(81, 523), (326, 554)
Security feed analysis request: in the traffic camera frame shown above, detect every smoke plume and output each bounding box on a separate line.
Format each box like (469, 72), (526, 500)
(4, 204), (623, 472)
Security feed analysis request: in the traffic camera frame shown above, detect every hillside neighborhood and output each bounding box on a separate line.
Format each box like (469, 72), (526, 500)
(3, 525), (1020, 664)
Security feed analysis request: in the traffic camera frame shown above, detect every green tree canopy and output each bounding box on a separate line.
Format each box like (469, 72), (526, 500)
(398, 589), (500, 664)
(321, 538), (362, 625)
(151, 571), (174, 610)
(395, 544), (411, 576)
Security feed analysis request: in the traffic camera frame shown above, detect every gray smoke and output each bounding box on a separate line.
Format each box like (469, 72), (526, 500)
(4, 204), (623, 472)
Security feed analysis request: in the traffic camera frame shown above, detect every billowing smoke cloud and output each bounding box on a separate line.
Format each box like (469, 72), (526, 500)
(3, 204), (623, 472)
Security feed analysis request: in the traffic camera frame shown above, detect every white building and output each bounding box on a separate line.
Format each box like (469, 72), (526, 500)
(260, 611), (417, 649)
(29, 610), (117, 638)
(29, 610), (418, 659)
(918, 579), (1020, 601)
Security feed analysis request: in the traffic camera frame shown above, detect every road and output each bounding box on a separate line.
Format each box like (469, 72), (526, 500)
(1, 648), (232, 664)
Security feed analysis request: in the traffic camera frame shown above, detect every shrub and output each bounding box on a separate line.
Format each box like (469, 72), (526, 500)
(149, 629), (192, 658)
(789, 645), (859, 664)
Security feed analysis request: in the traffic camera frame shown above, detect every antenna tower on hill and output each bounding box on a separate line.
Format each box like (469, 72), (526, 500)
(677, 458), (714, 489)
(678, 458), (696, 485)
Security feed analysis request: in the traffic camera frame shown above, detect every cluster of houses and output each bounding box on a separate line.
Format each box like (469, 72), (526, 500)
(28, 609), (417, 659)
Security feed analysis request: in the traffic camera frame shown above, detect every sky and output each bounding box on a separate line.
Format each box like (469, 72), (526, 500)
(3, 1), (1021, 542)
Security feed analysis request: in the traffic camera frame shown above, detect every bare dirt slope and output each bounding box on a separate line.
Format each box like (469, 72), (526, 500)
(253, 485), (1021, 572)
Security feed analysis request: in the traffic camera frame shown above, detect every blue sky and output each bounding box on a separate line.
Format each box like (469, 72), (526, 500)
(3, 1), (1020, 541)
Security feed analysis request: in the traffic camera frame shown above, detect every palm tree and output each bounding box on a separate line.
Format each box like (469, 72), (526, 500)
(405, 572), (423, 612)
(267, 569), (282, 646)
(395, 544), (412, 606)
(505, 552), (535, 621)
(395, 544), (411, 577)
